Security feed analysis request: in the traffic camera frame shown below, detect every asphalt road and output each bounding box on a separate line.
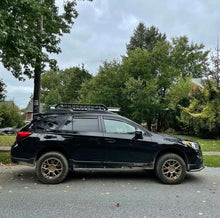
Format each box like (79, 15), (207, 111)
(0, 166), (219, 218)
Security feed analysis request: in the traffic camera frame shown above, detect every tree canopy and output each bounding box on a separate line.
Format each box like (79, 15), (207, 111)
(0, 0), (78, 80)
(41, 66), (92, 105)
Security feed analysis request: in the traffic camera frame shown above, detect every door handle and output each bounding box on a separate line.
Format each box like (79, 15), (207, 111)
(104, 138), (116, 143)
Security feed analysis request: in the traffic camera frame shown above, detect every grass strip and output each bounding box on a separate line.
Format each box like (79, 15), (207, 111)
(0, 135), (16, 147)
(0, 152), (11, 164)
(203, 155), (220, 167)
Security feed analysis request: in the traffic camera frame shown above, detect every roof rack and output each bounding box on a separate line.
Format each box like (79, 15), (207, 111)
(55, 103), (108, 111)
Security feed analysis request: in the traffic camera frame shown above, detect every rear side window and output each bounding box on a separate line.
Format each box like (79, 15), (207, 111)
(27, 115), (67, 131)
(61, 117), (99, 132)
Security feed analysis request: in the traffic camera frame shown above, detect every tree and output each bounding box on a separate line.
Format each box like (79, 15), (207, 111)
(0, 0), (80, 113)
(179, 82), (220, 138)
(208, 41), (220, 89)
(41, 66), (92, 103)
(0, 102), (24, 128)
(0, 78), (6, 101)
(126, 22), (166, 52)
(43, 89), (61, 112)
(79, 61), (125, 108)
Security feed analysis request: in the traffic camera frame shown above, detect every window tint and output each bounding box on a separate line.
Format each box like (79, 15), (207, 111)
(104, 119), (135, 134)
(61, 117), (99, 132)
(73, 118), (99, 132)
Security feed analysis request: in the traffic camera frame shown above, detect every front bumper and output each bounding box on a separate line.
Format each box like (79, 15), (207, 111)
(187, 157), (205, 172)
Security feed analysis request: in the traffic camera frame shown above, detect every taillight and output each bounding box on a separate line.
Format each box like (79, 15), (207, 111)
(16, 131), (33, 140)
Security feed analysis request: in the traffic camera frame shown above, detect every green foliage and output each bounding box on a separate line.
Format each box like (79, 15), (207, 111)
(43, 89), (61, 112)
(126, 22), (166, 51)
(179, 82), (220, 138)
(79, 61), (125, 107)
(41, 66), (92, 104)
(79, 23), (209, 132)
(0, 78), (6, 100)
(0, 102), (24, 128)
(0, 0), (78, 80)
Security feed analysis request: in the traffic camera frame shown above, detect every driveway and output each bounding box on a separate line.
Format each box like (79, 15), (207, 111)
(0, 165), (219, 218)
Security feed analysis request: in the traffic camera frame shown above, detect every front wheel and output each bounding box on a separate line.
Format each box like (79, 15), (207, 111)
(155, 153), (186, 184)
(36, 151), (69, 184)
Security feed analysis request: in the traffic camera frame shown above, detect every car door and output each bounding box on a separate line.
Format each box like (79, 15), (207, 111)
(60, 115), (105, 162)
(102, 117), (154, 163)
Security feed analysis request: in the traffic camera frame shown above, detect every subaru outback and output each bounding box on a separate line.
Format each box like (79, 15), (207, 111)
(11, 103), (204, 184)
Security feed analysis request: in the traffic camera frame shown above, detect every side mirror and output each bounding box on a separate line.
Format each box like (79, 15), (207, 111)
(133, 130), (143, 140)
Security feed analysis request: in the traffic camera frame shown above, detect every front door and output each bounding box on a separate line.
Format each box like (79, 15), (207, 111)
(102, 117), (153, 163)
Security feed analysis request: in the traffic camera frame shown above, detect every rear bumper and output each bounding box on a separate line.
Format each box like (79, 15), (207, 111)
(11, 156), (35, 167)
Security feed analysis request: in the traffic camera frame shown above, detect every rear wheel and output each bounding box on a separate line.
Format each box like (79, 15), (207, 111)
(36, 151), (69, 184)
(155, 153), (186, 184)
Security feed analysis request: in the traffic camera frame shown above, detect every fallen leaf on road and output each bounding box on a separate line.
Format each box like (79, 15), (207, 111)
(197, 191), (201, 193)
(8, 190), (12, 193)
(82, 178), (86, 181)
(134, 187), (137, 190)
(198, 213), (203, 215)
(24, 187), (28, 189)
(202, 200), (206, 203)
(105, 192), (110, 195)
(121, 185), (125, 188)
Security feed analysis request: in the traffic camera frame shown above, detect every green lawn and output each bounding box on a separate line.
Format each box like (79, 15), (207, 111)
(0, 135), (16, 147)
(0, 152), (11, 164)
(170, 134), (220, 152)
(203, 155), (220, 167)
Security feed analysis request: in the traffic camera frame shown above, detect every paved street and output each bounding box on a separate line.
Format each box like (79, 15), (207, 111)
(0, 165), (220, 218)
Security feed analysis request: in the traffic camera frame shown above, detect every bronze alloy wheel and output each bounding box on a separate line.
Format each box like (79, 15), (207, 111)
(41, 157), (63, 180)
(162, 159), (182, 180)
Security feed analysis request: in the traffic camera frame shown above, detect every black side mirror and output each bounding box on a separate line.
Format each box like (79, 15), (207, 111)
(133, 130), (143, 140)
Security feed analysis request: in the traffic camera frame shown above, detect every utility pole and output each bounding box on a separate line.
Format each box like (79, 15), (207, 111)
(33, 0), (43, 115)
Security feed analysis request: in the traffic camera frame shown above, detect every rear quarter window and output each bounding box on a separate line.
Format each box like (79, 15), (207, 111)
(25, 115), (67, 132)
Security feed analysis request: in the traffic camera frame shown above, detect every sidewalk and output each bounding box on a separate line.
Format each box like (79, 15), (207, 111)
(1, 146), (220, 155)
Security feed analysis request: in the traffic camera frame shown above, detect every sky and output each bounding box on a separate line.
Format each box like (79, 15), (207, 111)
(1, 0), (220, 109)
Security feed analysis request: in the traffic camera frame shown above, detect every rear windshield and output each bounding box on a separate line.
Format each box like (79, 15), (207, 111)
(23, 115), (67, 132)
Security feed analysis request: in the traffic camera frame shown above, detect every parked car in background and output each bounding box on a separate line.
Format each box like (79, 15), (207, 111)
(11, 103), (204, 184)
(0, 127), (16, 135)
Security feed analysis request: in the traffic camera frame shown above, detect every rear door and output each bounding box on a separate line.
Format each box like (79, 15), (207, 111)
(60, 115), (105, 162)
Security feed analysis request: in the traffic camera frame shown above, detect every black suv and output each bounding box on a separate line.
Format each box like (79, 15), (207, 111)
(11, 103), (204, 184)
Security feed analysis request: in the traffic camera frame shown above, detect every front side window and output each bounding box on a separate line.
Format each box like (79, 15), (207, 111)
(104, 119), (135, 134)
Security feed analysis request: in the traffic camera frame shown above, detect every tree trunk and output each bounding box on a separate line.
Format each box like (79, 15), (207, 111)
(33, 0), (43, 115)
(33, 60), (41, 114)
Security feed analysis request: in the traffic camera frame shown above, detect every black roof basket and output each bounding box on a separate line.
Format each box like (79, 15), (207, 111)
(55, 103), (108, 111)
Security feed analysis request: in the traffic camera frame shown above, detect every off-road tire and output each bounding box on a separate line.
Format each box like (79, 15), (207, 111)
(155, 153), (186, 184)
(36, 151), (69, 184)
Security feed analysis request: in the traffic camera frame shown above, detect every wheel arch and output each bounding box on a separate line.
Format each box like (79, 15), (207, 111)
(35, 146), (69, 163)
(154, 147), (188, 169)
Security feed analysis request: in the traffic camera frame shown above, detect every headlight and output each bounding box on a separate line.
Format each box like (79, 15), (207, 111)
(183, 141), (200, 151)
